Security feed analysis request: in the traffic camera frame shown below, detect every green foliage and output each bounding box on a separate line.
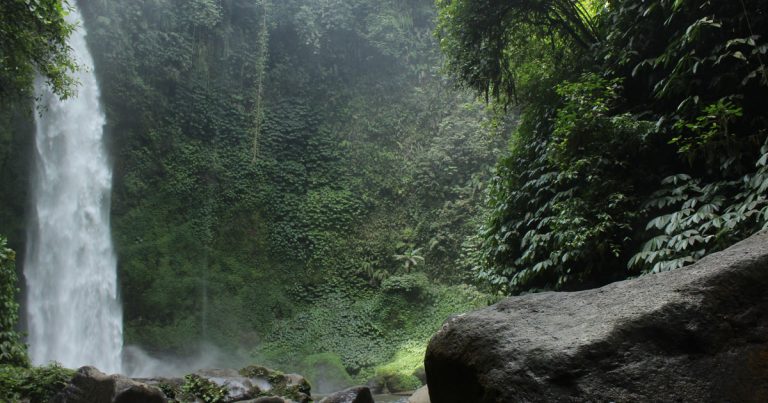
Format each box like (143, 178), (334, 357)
(602, 0), (768, 160)
(0, 236), (27, 367)
(477, 74), (655, 292)
(0, 0), (77, 100)
(180, 374), (229, 403)
(631, 141), (768, 273)
(257, 291), (390, 376)
(442, 0), (768, 293)
(671, 99), (744, 155)
(435, 0), (601, 102)
(64, 0), (502, 361)
(256, 281), (488, 382)
(393, 248), (425, 273)
(0, 363), (74, 403)
(0, 0), (501, 384)
(380, 273), (432, 299)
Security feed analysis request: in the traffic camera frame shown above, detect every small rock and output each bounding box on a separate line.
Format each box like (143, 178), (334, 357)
(318, 386), (374, 403)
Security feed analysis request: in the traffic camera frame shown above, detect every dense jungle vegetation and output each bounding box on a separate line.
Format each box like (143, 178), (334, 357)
(436, 0), (768, 292)
(2, 0), (504, 390)
(1, 0), (767, 396)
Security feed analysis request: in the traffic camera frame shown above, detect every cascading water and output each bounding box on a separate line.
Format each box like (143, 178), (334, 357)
(24, 4), (123, 374)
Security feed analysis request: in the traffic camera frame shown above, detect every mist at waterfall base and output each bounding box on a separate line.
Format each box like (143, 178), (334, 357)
(121, 344), (254, 378)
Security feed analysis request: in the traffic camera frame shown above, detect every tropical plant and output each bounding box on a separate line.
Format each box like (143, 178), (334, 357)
(394, 248), (425, 273)
(180, 374), (228, 403)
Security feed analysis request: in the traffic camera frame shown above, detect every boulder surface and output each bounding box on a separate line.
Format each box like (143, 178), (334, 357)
(52, 366), (166, 403)
(408, 385), (430, 403)
(425, 231), (768, 402)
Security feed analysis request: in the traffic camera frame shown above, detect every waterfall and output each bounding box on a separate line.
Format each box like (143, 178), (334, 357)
(24, 4), (123, 374)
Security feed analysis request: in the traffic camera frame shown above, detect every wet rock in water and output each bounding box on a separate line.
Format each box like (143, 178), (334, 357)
(52, 366), (166, 403)
(425, 231), (768, 402)
(238, 365), (311, 403)
(319, 386), (375, 403)
(195, 368), (260, 401)
(138, 365), (310, 403)
(407, 385), (430, 403)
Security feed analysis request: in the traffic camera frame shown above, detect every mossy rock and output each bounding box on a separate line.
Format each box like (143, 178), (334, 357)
(300, 352), (353, 394)
(179, 374), (229, 402)
(384, 373), (422, 393)
(239, 365), (274, 379)
(240, 365), (311, 403)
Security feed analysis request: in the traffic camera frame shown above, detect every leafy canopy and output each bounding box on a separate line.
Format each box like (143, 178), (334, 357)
(0, 0), (77, 100)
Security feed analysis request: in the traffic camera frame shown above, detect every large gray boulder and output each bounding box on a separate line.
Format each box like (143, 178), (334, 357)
(52, 366), (166, 403)
(425, 231), (768, 402)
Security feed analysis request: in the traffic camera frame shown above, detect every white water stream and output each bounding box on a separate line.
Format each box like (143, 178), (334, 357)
(24, 4), (123, 374)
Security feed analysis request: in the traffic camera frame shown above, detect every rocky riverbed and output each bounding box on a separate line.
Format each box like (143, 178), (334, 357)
(49, 365), (428, 403)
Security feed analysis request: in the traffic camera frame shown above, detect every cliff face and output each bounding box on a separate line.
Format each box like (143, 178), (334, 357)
(426, 231), (768, 402)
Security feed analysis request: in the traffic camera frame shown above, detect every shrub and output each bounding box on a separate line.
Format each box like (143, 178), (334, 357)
(0, 363), (74, 403)
(180, 374), (228, 403)
(0, 236), (27, 367)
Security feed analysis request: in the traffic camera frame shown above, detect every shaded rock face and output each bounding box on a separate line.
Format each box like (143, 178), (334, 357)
(425, 231), (768, 403)
(52, 366), (166, 403)
(318, 386), (374, 403)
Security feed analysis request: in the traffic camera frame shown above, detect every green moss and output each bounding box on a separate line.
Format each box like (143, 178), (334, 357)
(239, 365), (273, 378)
(373, 340), (426, 392)
(299, 352), (354, 394)
(386, 373), (422, 393)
